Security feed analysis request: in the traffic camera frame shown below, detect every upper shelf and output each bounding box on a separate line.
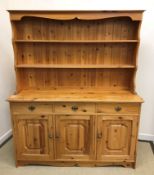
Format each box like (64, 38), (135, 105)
(12, 16), (140, 41)
(13, 40), (139, 43)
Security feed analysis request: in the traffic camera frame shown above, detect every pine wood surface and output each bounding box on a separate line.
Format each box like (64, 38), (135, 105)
(9, 10), (144, 21)
(15, 64), (136, 68)
(8, 10), (144, 168)
(8, 89), (143, 102)
(14, 40), (139, 43)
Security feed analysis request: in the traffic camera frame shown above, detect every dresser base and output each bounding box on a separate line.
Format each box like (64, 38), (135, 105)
(16, 160), (136, 168)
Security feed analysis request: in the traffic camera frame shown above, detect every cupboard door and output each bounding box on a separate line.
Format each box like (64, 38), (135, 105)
(14, 115), (53, 161)
(55, 115), (96, 160)
(97, 116), (138, 161)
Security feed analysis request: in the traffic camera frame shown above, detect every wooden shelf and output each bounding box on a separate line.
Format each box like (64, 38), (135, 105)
(14, 40), (139, 43)
(8, 89), (143, 102)
(16, 64), (136, 69)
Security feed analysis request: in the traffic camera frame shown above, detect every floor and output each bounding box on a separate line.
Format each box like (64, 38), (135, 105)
(0, 139), (154, 175)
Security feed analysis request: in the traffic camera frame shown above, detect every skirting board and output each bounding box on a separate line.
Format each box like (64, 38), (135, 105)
(139, 133), (154, 142)
(0, 130), (154, 146)
(0, 129), (12, 146)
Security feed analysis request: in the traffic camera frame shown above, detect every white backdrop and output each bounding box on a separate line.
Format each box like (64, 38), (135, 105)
(0, 0), (154, 144)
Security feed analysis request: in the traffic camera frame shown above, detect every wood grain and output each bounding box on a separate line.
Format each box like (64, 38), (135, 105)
(8, 11), (143, 168)
(9, 10), (144, 21)
(8, 90), (143, 103)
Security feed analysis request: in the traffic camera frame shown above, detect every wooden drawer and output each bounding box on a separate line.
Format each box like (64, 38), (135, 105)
(11, 103), (53, 114)
(96, 103), (140, 115)
(54, 103), (95, 114)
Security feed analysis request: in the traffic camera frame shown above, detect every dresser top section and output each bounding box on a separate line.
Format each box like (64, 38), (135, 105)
(8, 10), (144, 102)
(8, 10), (144, 21)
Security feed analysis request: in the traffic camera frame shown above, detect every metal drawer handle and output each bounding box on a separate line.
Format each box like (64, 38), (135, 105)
(28, 105), (36, 111)
(71, 105), (78, 111)
(115, 106), (122, 112)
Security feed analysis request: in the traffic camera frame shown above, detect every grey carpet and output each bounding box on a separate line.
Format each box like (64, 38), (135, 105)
(0, 139), (154, 175)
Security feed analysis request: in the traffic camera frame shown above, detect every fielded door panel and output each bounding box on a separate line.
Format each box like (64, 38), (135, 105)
(55, 115), (96, 160)
(14, 115), (54, 161)
(97, 116), (138, 161)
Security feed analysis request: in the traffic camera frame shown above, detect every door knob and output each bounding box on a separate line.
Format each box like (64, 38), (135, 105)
(48, 134), (53, 139)
(55, 134), (60, 139)
(97, 132), (102, 139)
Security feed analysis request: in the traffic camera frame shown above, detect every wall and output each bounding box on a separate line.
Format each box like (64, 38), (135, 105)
(0, 4), (15, 145)
(0, 0), (154, 144)
(137, 8), (154, 141)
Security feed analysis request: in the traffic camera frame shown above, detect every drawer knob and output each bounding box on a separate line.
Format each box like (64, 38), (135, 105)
(71, 105), (78, 111)
(28, 105), (36, 111)
(115, 106), (122, 112)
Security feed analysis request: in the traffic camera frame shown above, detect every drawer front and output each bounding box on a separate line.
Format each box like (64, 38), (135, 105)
(96, 103), (141, 115)
(54, 103), (95, 114)
(11, 103), (53, 114)
(11, 102), (140, 115)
